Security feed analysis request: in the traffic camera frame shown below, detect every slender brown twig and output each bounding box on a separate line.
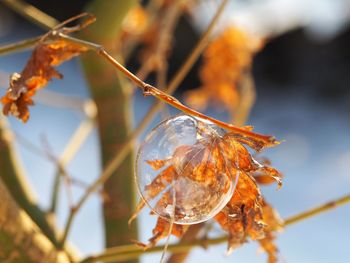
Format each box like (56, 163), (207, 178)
(95, 41), (274, 141)
(0, 11), (93, 56)
(80, 193), (350, 263)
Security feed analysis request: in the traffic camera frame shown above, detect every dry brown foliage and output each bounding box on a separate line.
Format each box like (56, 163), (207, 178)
(132, 122), (283, 261)
(1, 40), (87, 122)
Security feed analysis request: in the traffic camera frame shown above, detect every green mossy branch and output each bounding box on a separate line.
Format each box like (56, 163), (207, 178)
(0, 117), (59, 246)
(80, 1), (138, 261)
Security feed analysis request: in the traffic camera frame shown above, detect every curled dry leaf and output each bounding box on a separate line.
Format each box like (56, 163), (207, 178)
(131, 115), (283, 262)
(1, 39), (88, 122)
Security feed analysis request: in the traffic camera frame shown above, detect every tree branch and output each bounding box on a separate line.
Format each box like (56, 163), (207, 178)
(0, 36), (41, 56)
(0, 176), (76, 263)
(283, 193), (350, 226)
(2, 0), (58, 29)
(0, 116), (59, 245)
(80, 192), (350, 262)
(73, 2), (139, 262)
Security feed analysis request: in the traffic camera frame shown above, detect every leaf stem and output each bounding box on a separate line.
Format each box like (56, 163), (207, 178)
(80, 193), (350, 262)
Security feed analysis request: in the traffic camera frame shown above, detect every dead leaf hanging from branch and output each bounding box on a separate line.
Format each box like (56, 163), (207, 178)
(1, 13), (95, 122)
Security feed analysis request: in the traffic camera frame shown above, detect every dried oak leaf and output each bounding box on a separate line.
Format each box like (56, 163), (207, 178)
(131, 123), (283, 262)
(1, 40), (88, 122)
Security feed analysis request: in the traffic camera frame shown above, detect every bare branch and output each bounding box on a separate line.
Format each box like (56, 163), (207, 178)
(81, 193), (350, 263)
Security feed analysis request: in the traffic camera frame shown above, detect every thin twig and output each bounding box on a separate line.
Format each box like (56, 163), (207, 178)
(135, 0), (184, 87)
(47, 115), (96, 213)
(59, 118), (96, 166)
(0, 36), (41, 56)
(0, 9), (93, 56)
(49, 170), (61, 214)
(155, 0), (185, 122)
(154, 0), (184, 88)
(58, 0), (230, 248)
(50, 118), (95, 213)
(122, 0), (164, 60)
(80, 193), (350, 262)
(88, 44), (273, 141)
(2, 0), (59, 30)
(232, 70), (256, 126)
(41, 136), (74, 210)
(283, 193), (350, 226)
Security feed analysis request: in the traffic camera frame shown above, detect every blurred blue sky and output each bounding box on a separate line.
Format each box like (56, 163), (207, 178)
(1, 1), (350, 263)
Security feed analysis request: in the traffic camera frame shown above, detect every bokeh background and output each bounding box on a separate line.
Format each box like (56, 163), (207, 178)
(0, 0), (349, 262)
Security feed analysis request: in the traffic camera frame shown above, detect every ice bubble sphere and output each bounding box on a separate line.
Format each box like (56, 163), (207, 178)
(135, 114), (238, 224)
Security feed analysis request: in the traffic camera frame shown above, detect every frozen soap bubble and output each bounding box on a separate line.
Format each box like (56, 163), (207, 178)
(136, 114), (238, 224)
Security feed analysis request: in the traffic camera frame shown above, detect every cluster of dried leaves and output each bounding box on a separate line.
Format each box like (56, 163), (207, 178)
(1, 34), (88, 123)
(0, 10), (283, 263)
(132, 122), (283, 262)
(185, 27), (263, 116)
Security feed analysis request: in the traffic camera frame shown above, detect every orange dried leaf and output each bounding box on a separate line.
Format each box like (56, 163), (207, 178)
(214, 171), (265, 253)
(1, 39), (88, 122)
(122, 5), (149, 35)
(261, 200), (284, 232)
(253, 166), (283, 188)
(144, 166), (177, 198)
(147, 217), (189, 248)
(259, 232), (279, 263)
(257, 201), (284, 263)
(146, 158), (172, 170)
(219, 134), (261, 172)
(227, 132), (279, 152)
(185, 27), (263, 116)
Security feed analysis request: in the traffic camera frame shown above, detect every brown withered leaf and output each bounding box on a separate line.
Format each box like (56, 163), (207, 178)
(215, 180), (283, 261)
(214, 171), (264, 253)
(1, 40), (88, 122)
(131, 121), (283, 262)
(132, 216), (189, 249)
(148, 216), (189, 248)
